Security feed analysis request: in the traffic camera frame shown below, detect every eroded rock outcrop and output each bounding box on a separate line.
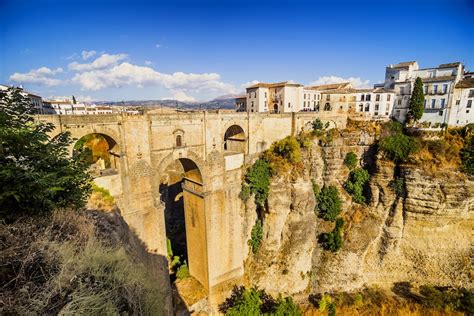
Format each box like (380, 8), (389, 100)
(242, 130), (474, 296)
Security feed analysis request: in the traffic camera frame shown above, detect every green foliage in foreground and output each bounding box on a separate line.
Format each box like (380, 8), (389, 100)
(219, 286), (301, 316)
(460, 136), (474, 175)
(319, 218), (344, 252)
(0, 87), (91, 219)
(243, 159), (272, 206)
(420, 285), (473, 314)
(344, 168), (370, 204)
(316, 185), (343, 221)
(378, 134), (420, 163)
(343, 152), (358, 170)
(248, 219), (263, 254)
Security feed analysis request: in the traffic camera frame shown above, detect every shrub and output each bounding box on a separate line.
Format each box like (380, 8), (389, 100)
(379, 134), (420, 163)
(176, 262), (190, 279)
(318, 294), (333, 311)
(460, 136), (474, 175)
(319, 218), (344, 252)
(0, 87), (91, 220)
(297, 132), (313, 148)
(268, 136), (302, 164)
(248, 219), (263, 254)
(343, 152), (358, 170)
(244, 159), (271, 206)
(327, 302), (337, 316)
(219, 286), (301, 315)
(344, 168), (370, 204)
(239, 183), (251, 202)
(420, 285), (473, 313)
(316, 185), (343, 221)
(312, 118), (326, 132)
(311, 179), (320, 198)
(389, 178), (405, 197)
(353, 293), (363, 307)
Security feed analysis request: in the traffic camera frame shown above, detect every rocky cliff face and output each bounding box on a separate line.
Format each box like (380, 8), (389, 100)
(242, 130), (473, 296)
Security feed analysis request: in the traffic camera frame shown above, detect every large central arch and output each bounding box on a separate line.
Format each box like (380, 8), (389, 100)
(159, 156), (208, 289)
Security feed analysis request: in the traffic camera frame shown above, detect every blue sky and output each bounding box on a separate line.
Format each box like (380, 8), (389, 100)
(1, 0), (473, 102)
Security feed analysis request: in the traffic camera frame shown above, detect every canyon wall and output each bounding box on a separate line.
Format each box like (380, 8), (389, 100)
(242, 130), (473, 296)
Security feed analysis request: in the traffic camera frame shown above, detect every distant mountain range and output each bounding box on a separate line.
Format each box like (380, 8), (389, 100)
(95, 94), (242, 110)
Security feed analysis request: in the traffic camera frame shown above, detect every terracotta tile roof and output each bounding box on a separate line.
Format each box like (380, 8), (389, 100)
(305, 82), (352, 91)
(455, 78), (474, 89)
(421, 75), (456, 83)
(391, 61), (417, 68)
(247, 81), (303, 89)
(438, 62), (462, 69)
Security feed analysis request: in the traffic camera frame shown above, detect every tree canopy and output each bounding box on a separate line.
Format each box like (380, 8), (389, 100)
(409, 77), (425, 122)
(0, 87), (91, 220)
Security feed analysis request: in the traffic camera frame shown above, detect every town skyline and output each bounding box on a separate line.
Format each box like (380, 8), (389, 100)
(1, 0), (473, 102)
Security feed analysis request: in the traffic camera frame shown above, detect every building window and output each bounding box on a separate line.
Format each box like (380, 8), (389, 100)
(304, 93), (306, 99)
(433, 85), (438, 93)
(431, 99), (436, 109)
(467, 110), (470, 114)
(176, 135), (182, 147)
(396, 110), (400, 117)
(440, 99), (445, 108)
(400, 87), (405, 94)
(324, 103), (331, 111)
(326, 95), (330, 101)
(264, 92), (267, 98)
(439, 110), (443, 116)
(365, 103), (370, 112)
(387, 94), (391, 101)
(398, 100), (401, 105)
(467, 100), (472, 108)
(366, 94), (371, 101)
(375, 104), (379, 110)
(288, 102), (291, 108)
(424, 99), (427, 107)
(469, 90), (474, 98)
(442, 84), (448, 93)
(456, 100), (461, 105)
(251, 101), (254, 107)
(375, 112), (378, 116)
(424, 85), (428, 94)
(376, 94), (380, 101)
(361, 94), (365, 101)
(359, 104), (363, 111)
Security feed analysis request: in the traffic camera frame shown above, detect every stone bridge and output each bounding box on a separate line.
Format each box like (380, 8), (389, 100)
(38, 110), (347, 300)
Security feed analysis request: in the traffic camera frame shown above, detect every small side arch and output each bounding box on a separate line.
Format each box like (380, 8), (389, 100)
(223, 124), (246, 153)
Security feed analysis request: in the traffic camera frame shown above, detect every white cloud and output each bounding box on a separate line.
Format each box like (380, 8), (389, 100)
(168, 91), (196, 102)
(69, 53), (128, 72)
(9, 67), (63, 86)
(240, 80), (259, 89)
(47, 94), (94, 102)
(144, 60), (153, 65)
(66, 53), (79, 60)
(155, 43), (162, 48)
(81, 50), (97, 60)
(72, 62), (237, 95)
(309, 76), (370, 88)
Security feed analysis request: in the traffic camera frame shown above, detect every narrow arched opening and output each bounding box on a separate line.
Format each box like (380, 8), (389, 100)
(223, 124), (246, 153)
(159, 158), (206, 287)
(73, 133), (120, 177)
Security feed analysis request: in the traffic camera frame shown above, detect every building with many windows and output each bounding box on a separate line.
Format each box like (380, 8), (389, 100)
(448, 77), (474, 126)
(383, 61), (464, 124)
(246, 81), (305, 113)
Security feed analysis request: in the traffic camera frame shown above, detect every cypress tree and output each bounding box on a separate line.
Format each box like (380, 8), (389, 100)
(72, 95), (77, 104)
(409, 77), (425, 121)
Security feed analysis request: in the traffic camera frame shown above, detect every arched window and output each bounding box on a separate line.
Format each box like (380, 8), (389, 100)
(176, 135), (182, 147)
(324, 103), (331, 111)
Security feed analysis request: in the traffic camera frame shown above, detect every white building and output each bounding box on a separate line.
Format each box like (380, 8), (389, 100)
(246, 82), (305, 113)
(0, 84), (53, 114)
(353, 87), (396, 119)
(448, 77), (474, 126)
(383, 61), (464, 124)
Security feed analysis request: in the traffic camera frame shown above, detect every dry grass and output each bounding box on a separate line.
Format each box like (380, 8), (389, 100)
(0, 209), (166, 315)
(87, 183), (116, 212)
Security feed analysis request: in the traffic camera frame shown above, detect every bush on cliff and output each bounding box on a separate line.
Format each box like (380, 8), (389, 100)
(316, 185), (343, 221)
(0, 87), (91, 220)
(343, 152), (358, 170)
(219, 286), (301, 315)
(319, 218), (344, 252)
(248, 219), (263, 254)
(460, 136), (474, 175)
(378, 134), (420, 163)
(344, 168), (370, 204)
(262, 136), (302, 174)
(243, 159), (271, 206)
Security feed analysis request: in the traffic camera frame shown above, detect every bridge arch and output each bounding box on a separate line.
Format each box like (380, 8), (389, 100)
(156, 151), (209, 289)
(223, 124), (246, 154)
(72, 132), (122, 177)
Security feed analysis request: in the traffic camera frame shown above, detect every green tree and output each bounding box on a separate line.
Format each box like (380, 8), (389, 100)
(316, 185), (343, 221)
(409, 77), (425, 122)
(244, 159), (271, 206)
(319, 218), (344, 252)
(344, 168), (370, 204)
(72, 95), (77, 104)
(343, 152), (358, 170)
(248, 219), (263, 254)
(460, 136), (474, 175)
(379, 134), (420, 162)
(0, 87), (91, 220)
